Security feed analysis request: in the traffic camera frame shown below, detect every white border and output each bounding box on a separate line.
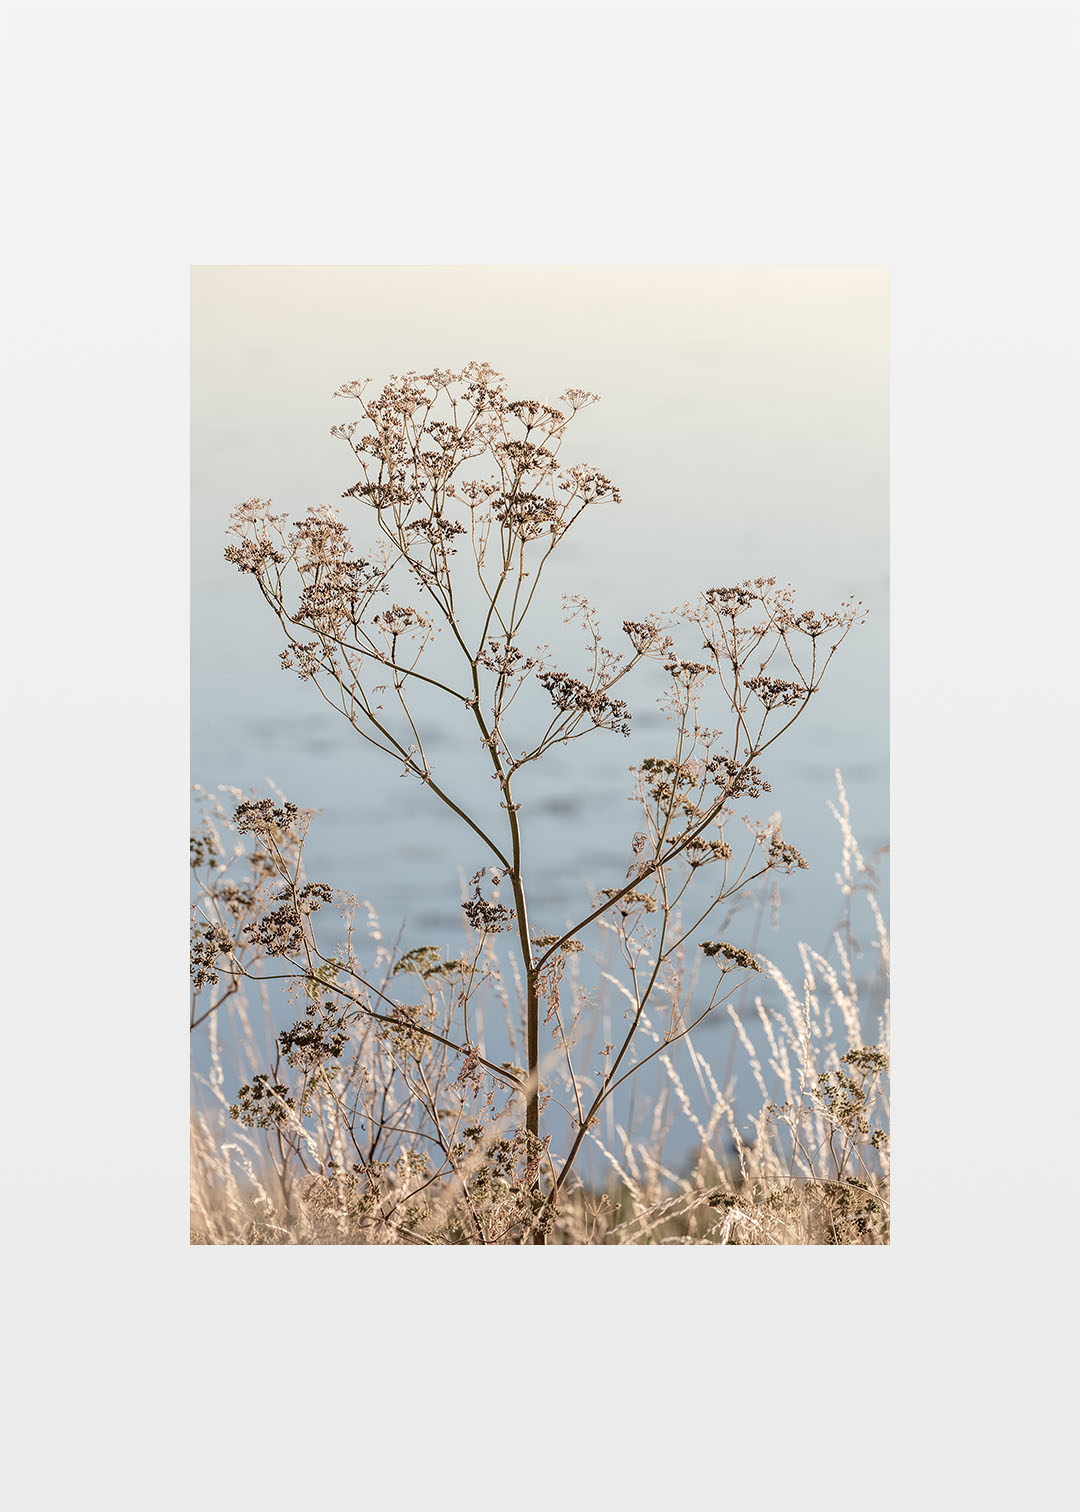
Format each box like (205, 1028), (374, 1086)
(6, 1), (1074, 1502)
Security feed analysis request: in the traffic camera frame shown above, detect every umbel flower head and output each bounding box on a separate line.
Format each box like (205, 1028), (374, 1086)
(700, 940), (760, 971)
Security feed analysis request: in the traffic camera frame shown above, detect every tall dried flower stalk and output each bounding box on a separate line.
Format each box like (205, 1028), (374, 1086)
(195, 363), (867, 1243)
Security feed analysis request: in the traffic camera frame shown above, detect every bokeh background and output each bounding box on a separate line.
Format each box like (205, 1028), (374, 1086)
(191, 265), (889, 1157)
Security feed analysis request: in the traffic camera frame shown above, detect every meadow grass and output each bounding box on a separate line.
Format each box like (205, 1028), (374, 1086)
(191, 775), (888, 1245)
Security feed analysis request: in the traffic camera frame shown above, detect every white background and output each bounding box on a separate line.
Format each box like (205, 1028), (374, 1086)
(3, 1), (1075, 1507)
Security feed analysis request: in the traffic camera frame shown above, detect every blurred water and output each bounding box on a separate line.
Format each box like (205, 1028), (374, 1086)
(191, 267), (889, 1170)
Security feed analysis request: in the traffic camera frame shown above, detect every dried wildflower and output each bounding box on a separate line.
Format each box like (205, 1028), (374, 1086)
(460, 360), (508, 410)
(685, 837), (732, 867)
(216, 880), (256, 916)
(559, 387), (599, 409)
(224, 538), (285, 575)
(700, 940), (759, 970)
(377, 1003), (437, 1058)
(559, 462), (620, 504)
(814, 1068), (872, 1136)
(229, 1073), (295, 1130)
(232, 797), (300, 835)
(452, 1044), (485, 1096)
(531, 932), (584, 954)
(537, 669), (632, 736)
(792, 607), (850, 638)
(333, 378), (373, 399)
(341, 478), (392, 507)
(408, 514), (467, 548)
(458, 478), (500, 509)
(190, 827), (222, 871)
(664, 659), (713, 685)
(622, 618), (669, 654)
(639, 755), (704, 808)
(506, 398), (566, 429)
(493, 490), (563, 539)
(768, 835), (809, 872)
(744, 675), (807, 708)
(392, 945), (442, 977)
(278, 1007), (350, 1071)
(478, 639), (537, 677)
(601, 887), (658, 917)
(244, 904), (304, 957)
(451, 1125), (554, 1240)
(422, 419), (465, 455)
(704, 583), (762, 615)
(279, 642), (321, 681)
(242, 882), (331, 956)
(373, 604), (429, 638)
(227, 496), (284, 528)
(190, 922), (234, 990)
(706, 754), (772, 801)
(288, 506), (352, 569)
(842, 1045), (889, 1075)
(296, 882), (332, 912)
(391, 946), (466, 982)
(462, 889), (516, 935)
(295, 555), (384, 630)
(496, 438), (559, 477)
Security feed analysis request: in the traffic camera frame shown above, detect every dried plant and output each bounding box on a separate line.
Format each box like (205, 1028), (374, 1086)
(193, 363), (879, 1244)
